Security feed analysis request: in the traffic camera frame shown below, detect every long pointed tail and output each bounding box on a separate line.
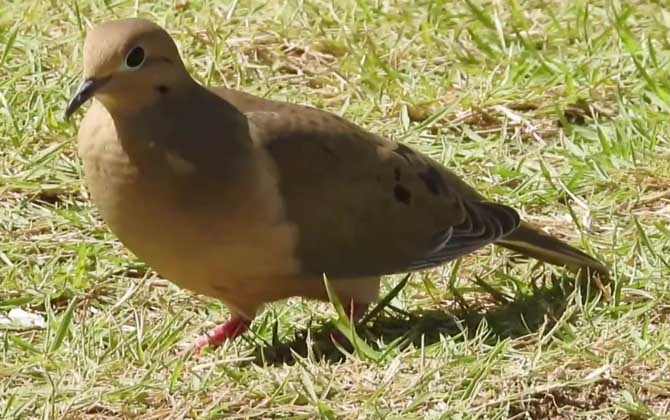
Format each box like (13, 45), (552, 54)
(496, 221), (608, 276)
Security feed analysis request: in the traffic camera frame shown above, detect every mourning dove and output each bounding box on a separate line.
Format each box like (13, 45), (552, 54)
(65, 18), (607, 351)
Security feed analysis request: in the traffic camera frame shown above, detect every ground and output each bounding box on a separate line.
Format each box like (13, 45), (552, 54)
(1, 0), (669, 418)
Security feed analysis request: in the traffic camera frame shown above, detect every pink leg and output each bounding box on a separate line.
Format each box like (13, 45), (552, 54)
(347, 300), (370, 322)
(330, 300), (370, 345)
(193, 317), (251, 352)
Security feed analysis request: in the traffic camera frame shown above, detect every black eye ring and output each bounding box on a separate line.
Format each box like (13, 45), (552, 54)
(125, 46), (145, 69)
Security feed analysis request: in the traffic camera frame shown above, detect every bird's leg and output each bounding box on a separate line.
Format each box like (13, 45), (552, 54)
(329, 300), (370, 346)
(347, 300), (370, 322)
(193, 316), (251, 352)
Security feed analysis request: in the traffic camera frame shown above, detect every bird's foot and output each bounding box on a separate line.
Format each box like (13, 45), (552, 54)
(192, 317), (251, 353)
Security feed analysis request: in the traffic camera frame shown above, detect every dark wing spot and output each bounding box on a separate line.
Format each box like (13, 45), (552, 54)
(394, 143), (415, 162)
(318, 142), (340, 161)
(394, 168), (401, 181)
(418, 166), (446, 195)
(156, 85), (170, 94)
(394, 184), (412, 205)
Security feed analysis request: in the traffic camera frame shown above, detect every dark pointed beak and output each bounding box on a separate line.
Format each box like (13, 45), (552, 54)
(64, 77), (110, 119)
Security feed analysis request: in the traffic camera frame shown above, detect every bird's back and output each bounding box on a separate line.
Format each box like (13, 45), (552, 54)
(211, 87), (519, 277)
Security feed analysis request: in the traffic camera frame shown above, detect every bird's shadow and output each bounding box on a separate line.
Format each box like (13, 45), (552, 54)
(251, 275), (600, 366)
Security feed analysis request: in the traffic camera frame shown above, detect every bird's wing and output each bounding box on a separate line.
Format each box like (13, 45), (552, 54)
(243, 107), (520, 278)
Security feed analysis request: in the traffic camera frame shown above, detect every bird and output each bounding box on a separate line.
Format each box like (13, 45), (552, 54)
(65, 18), (607, 352)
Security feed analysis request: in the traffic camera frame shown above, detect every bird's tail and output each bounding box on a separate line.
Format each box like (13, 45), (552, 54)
(496, 221), (608, 277)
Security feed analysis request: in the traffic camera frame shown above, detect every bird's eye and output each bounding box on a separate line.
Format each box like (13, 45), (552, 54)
(124, 46), (145, 69)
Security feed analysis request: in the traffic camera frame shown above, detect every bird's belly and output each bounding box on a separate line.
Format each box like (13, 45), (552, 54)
(81, 150), (301, 304)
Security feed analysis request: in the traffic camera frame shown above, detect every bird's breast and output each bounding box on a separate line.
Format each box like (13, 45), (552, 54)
(78, 121), (301, 300)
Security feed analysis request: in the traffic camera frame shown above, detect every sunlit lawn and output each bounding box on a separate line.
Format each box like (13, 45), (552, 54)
(1, 1), (669, 418)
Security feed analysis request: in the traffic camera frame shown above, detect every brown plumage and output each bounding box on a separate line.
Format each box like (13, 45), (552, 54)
(65, 18), (607, 351)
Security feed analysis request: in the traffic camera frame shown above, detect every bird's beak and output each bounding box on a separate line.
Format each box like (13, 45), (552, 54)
(64, 77), (110, 119)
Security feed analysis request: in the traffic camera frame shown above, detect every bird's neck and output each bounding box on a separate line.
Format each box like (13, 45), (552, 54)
(107, 80), (255, 171)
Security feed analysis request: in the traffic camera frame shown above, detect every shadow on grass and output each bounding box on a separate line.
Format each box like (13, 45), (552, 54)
(252, 275), (601, 366)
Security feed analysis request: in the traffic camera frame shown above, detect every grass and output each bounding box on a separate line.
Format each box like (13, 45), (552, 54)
(1, 0), (670, 418)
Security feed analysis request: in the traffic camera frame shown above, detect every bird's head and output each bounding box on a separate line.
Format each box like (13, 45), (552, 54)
(65, 18), (189, 118)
